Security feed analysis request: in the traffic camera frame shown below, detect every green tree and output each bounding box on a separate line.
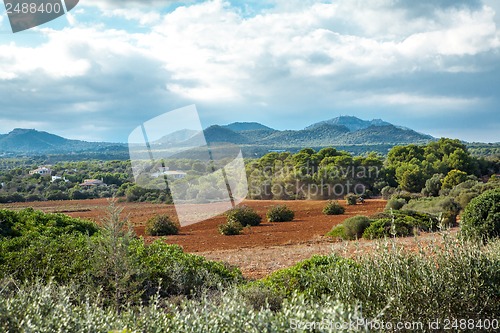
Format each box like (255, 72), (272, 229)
(395, 163), (425, 193)
(441, 170), (468, 190)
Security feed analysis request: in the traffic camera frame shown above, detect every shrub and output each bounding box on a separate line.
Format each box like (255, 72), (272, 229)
(345, 193), (358, 205)
(362, 217), (414, 239)
(461, 189), (500, 242)
(225, 206), (262, 226)
(342, 216), (371, 240)
(145, 214), (180, 236)
(322, 200), (345, 215)
(266, 205), (294, 222)
(385, 198), (406, 211)
(326, 224), (345, 239)
(218, 218), (244, 235)
(381, 186), (396, 200)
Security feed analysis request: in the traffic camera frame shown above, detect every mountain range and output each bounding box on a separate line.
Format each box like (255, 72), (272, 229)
(0, 116), (435, 156)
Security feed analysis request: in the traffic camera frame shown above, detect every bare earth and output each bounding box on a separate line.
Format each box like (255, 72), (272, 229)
(3, 199), (454, 279)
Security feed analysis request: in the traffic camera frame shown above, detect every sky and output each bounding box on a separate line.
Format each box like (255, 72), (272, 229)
(0, 0), (499, 143)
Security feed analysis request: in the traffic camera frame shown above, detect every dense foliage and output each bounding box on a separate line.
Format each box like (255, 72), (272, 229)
(225, 205), (262, 227)
(145, 214), (180, 236)
(322, 200), (345, 215)
(461, 189), (500, 242)
(266, 205), (295, 222)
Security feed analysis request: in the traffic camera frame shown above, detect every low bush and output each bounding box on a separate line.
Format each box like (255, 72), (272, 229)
(344, 193), (358, 205)
(218, 218), (244, 235)
(342, 216), (371, 240)
(362, 217), (413, 239)
(145, 214), (180, 236)
(385, 198), (406, 211)
(266, 205), (294, 222)
(461, 189), (500, 242)
(225, 206), (262, 226)
(322, 200), (345, 215)
(326, 224), (345, 239)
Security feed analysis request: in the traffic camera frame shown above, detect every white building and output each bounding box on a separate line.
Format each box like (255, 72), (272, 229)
(29, 166), (52, 176)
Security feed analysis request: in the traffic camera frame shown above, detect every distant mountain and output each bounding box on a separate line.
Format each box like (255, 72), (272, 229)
(0, 128), (122, 154)
(0, 116), (435, 157)
(152, 129), (200, 145)
(222, 122), (274, 132)
(306, 116), (392, 131)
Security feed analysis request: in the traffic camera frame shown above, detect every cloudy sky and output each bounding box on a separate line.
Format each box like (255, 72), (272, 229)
(0, 0), (499, 143)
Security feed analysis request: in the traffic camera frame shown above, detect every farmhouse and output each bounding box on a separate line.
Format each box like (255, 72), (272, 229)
(79, 179), (107, 188)
(151, 167), (187, 180)
(29, 166), (52, 176)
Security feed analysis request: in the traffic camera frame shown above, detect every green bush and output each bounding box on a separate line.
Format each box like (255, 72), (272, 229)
(266, 205), (294, 222)
(0, 208), (98, 239)
(259, 239), (500, 324)
(322, 200), (345, 215)
(145, 214), (180, 236)
(326, 224), (345, 239)
(344, 193), (358, 205)
(362, 217), (414, 239)
(225, 206), (262, 226)
(385, 198), (406, 211)
(342, 216), (371, 240)
(218, 218), (244, 235)
(461, 189), (500, 242)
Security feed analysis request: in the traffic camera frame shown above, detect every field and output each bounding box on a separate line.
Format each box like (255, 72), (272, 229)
(2, 198), (455, 278)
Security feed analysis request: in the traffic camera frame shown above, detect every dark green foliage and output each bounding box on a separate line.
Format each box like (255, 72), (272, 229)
(266, 205), (294, 222)
(225, 205), (262, 226)
(342, 216), (371, 240)
(130, 240), (242, 298)
(259, 255), (357, 298)
(423, 173), (444, 197)
(441, 169), (468, 189)
(218, 218), (244, 235)
(145, 214), (180, 236)
(322, 200), (345, 215)
(461, 189), (500, 242)
(385, 198), (406, 210)
(362, 218), (413, 239)
(344, 193), (358, 205)
(0, 208), (98, 239)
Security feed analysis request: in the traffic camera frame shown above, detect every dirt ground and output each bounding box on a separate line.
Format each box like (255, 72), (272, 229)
(3, 198), (453, 278)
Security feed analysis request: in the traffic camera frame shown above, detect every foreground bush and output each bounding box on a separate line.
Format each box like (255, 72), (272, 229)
(461, 189), (500, 242)
(218, 218), (244, 236)
(225, 206), (262, 227)
(0, 281), (365, 333)
(323, 200), (345, 215)
(260, 238), (500, 324)
(266, 205), (294, 222)
(0, 207), (243, 308)
(342, 216), (371, 240)
(145, 214), (180, 236)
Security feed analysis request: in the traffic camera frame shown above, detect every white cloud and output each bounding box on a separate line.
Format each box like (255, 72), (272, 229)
(0, 0), (499, 141)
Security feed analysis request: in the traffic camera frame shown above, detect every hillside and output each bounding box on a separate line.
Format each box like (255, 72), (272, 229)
(306, 116), (392, 131)
(0, 116), (436, 156)
(222, 122), (274, 132)
(0, 128), (122, 154)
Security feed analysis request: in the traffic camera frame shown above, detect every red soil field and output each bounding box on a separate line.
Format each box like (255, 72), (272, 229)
(2, 198), (386, 252)
(5, 198), (454, 279)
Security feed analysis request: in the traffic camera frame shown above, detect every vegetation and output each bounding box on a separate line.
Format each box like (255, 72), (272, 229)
(218, 217), (244, 236)
(322, 200), (345, 215)
(225, 205), (262, 227)
(342, 216), (371, 240)
(461, 189), (500, 243)
(344, 193), (358, 205)
(145, 214), (180, 236)
(266, 205), (295, 222)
